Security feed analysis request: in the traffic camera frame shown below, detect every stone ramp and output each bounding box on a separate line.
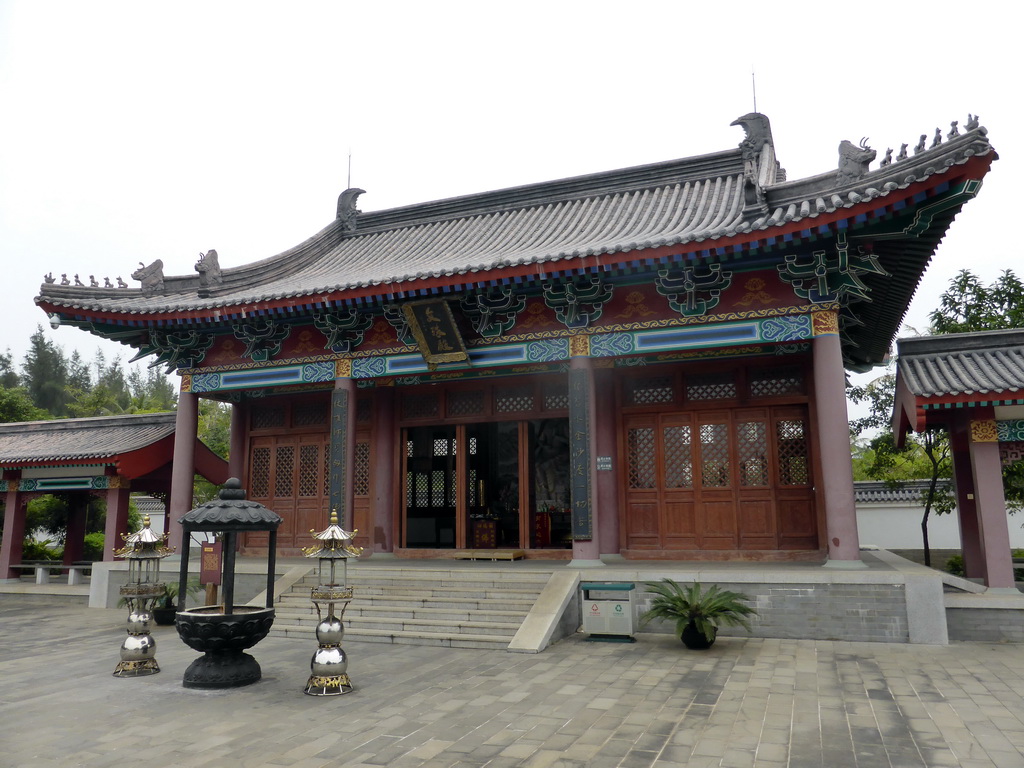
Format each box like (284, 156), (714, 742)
(269, 565), (554, 650)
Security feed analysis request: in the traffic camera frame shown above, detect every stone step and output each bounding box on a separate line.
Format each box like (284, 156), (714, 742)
(278, 593), (536, 612)
(271, 624), (512, 650)
(276, 603), (528, 623)
(280, 589), (540, 606)
(269, 565), (551, 650)
(273, 613), (519, 637)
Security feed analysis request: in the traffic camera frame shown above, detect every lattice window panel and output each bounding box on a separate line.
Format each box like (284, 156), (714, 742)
(687, 373), (737, 401)
(469, 468), (478, 506)
(737, 422), (768, 487)
(356, 397), (372, 424)
(407, 440), (414, 458)
(447, 390), (485, 417)
(275, 445), (294, 497)
(251, 447), (271, 498)
(323, 443), (331, 497)
(662, 425), (693, 488)
(298, 444), (319, 496)
(414, 473), (429, 507)
(431, 470), (446, 507)
(750, 368), (805, 397)
(292, 401), (328, 428)
(469, 437), (477, 455)
(402, 393), (439, 420)
(354, 441), (370, 496)
(251, 406), (286, 430)
(406, 472), (413, 508)
(495, 386), (535, 413)
(777, 419), (810, 485)
(543, 383), (569, 411)
(699, 423), (730, 487)
(627, 376), (675, 406)
(433, 438), (450, 457)
(627, 427), (656, 489)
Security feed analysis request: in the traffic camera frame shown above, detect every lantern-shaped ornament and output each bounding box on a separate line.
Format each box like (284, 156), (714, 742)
(113, 515), (173, 677)
(301, 509), (362, 695)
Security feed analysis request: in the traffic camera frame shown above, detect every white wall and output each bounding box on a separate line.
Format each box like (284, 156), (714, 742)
(857, 502), (1024, 550)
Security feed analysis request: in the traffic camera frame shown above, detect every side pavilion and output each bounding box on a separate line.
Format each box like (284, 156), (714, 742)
(893, 329), (1024, 590)
(34, 112), (996, 569)
(0, 412), (228, 579)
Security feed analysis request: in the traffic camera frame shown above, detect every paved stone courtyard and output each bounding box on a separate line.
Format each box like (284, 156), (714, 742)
(2, 595), (1024, 768)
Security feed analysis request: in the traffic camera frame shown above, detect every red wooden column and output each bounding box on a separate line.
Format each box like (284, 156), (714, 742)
(949, 414), (984, 578)
(1, 474), (25, 580)
(568, 339), (602, 567)
(330, 362), (358, 531)
(594, 366), (620, 557)
(967, 418), (1017, 590)
(168, 387), (199, 553)
(812, 311), (865, 567)
(62, 495), (89, 566)
(228, 401), (247, 481)
(103, 481), (131, 562)
(371, 387), (396, 554)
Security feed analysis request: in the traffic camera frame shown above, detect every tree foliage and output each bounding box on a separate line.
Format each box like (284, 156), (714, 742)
(930, 269), (1024, 334)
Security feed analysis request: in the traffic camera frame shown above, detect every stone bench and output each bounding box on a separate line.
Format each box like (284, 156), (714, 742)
(9, 561), (92, 585)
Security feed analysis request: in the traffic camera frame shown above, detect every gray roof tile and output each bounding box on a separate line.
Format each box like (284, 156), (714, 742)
(896, 330), (1024, 397)
(0, 412), (176, 465)
(36, 125), (995, 318)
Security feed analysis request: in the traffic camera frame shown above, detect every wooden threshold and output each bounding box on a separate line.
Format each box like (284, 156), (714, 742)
(450, 549), (526, 561)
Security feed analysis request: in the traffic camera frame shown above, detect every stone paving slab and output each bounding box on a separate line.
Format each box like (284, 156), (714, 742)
(2, 595), (1024, 767)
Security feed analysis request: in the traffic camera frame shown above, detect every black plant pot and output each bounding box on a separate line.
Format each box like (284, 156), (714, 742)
(152, 606), (177, 626)
(680, 622), (716, 650)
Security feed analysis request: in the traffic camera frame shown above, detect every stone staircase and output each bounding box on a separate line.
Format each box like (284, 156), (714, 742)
(269, 565), (554, 650)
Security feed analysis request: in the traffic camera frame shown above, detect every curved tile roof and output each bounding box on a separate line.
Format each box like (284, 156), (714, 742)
(854, 479), (951, 504)
(0, 412), (176, 465)
(35, 120), (995, 318)
(896, 330), (1024, 397)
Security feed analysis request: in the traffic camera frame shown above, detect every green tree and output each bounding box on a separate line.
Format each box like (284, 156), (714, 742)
(930, 269), (1024, 334)
(22, 326), (70, 416)
(193, 399), (232, 504)
(849, 371), (954, 566)
(0, 385), (49, 422)
(0, 349), (20, 388)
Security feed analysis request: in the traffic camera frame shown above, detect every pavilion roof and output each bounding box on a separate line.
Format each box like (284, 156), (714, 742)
(896, 330), (1024, 398)
(0, 412), (176, 465)
(892, 329), (1024, 439)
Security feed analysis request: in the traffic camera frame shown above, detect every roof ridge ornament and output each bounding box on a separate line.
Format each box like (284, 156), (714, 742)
(195, 249), (223, 297)
(336, 188), (365, 233)
(730, 112), (779, 217)
(132, 259), (165, 296)
(837, 138), (876, 184)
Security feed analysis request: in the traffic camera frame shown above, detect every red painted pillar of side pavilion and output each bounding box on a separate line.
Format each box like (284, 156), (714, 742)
(228, 401), (247, 481)
(167, 387), (199, 554)
(812, 311), (865, 568)
(103, 481), (131, 562)
(1, 475), (26, 580)
(967, 417), (1017, 590)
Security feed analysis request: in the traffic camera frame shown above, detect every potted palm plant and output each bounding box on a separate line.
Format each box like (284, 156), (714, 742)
(639, 579), (756, 649)
(152, 578), (202, 625)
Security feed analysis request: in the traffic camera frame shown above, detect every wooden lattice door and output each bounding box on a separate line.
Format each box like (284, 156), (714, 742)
(622, 405), (816, 553)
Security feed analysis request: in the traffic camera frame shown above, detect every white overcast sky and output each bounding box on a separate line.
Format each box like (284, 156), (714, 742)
(0, 0), (1020, 394)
